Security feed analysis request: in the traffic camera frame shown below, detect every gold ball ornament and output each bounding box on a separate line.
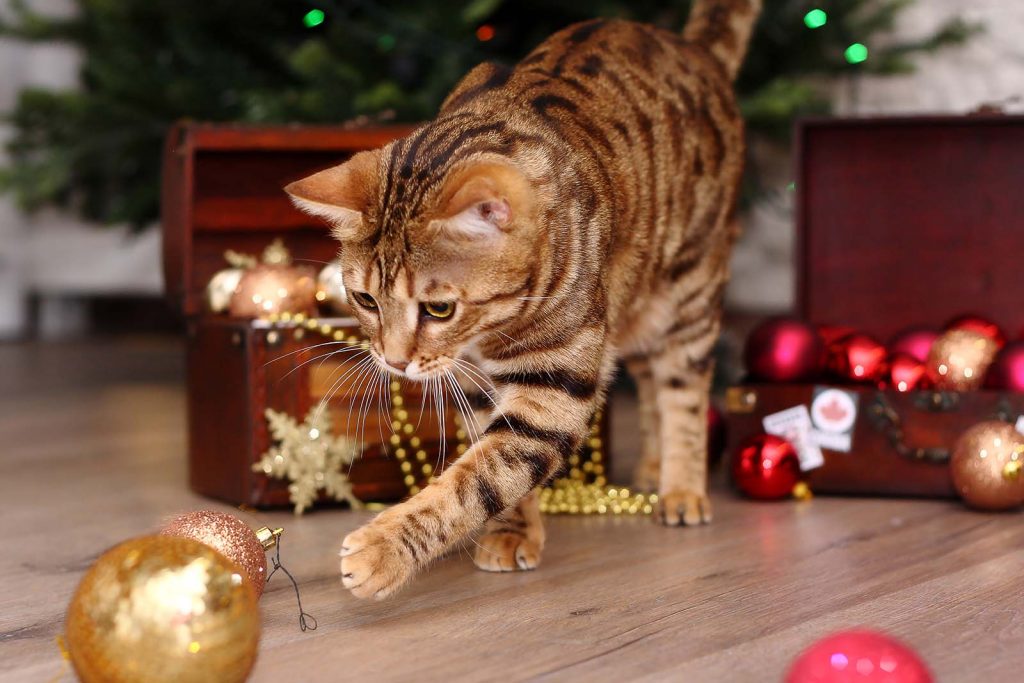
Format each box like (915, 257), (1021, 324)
(316, 261), (353, 315)
(229, 264), (316, 318)
(160, 510), (281, 600)
(205, 268), (245, 313)
(65, 535), (260, 683)
(926, 329), (998, 391)
(951, 421), (1024, 510)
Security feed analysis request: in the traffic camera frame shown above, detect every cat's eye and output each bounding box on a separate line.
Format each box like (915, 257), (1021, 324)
(351, 291), (378, 310)
(421, 301), (456, 319)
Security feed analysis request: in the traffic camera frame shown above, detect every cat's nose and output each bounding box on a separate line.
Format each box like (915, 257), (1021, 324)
(386, 357), (410, 372)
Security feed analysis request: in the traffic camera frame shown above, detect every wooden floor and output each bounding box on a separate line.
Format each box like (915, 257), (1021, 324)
(3, 338), (1024, 682)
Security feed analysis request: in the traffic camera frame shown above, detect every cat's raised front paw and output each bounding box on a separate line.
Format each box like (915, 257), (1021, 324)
(657, 489), (713, 526)
(340, 523), (413, 600)
(473, 531), (542, 572)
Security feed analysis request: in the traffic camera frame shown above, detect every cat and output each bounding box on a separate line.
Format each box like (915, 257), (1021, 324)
(285, 0), (761, 599)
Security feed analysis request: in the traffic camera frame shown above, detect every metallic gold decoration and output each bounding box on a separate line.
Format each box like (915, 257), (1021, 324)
(160, 511), (281, 600)
(65, 535), (260, 683)
(316, 261), (353, 315)
(205, 268), (244, 313)
(792, 481), (813, 500)
(926, 329), (998, 391)
(260, 238), (292, 266)
(253, 407), (362, 514)
(230, 264), (317, 317)
(951, 421), (1024, 511)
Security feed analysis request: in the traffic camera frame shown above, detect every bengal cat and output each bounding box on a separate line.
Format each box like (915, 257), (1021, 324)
(285, 0), (761, 599)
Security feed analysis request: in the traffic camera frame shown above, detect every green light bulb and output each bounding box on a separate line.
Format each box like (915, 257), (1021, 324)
(845, 43), (869, 64)
(303, 9), (325, 28)
(803, 9), (827, 29)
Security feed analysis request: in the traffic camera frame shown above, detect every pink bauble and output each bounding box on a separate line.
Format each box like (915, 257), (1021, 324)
(882, 353), (930, 393)
(984, 341), (1024, 392)
(744, 317), (824, 382)
(888, 327), (939, 364)
(787, 630), (933, 683)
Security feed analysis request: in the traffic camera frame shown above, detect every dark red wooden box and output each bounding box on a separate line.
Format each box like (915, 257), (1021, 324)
(726, 115), (1024, 497)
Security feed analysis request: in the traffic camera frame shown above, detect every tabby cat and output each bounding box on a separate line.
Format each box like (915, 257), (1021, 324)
(285, 0), (761, 599)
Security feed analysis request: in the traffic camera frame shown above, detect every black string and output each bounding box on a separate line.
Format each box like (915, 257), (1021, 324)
(266, 535), (317, 632)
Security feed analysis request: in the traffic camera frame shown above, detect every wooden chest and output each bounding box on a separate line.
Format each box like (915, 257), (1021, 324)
(726, 115), (1024, 498)
(162, 123), (611, 507)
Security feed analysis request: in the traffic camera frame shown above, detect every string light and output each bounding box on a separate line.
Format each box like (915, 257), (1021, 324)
(803, 9), (827, 30)
(303, 9), (325, 28)
(845, 42), (869, 64)
(476, 24), (495, 42)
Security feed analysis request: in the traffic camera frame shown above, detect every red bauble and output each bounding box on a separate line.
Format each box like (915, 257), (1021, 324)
(731, 434), (802, 500)
(707, 405), (727, 466)
(818, 324), (857, 347)
(944, 314), (1006, 349)
(888, 327), (939, 364)
(744, 317), (824, 382)
(786, 630), (933, 683)
(882, 353), (930, 393)
(827, 333), (887, 383)
(984, 341), (1024, 392)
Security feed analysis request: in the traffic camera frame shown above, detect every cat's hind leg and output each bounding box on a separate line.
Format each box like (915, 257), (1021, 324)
(625, 355), (662, 492)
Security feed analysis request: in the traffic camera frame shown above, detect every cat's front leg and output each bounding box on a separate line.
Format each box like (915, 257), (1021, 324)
(340, 380), (596, 599)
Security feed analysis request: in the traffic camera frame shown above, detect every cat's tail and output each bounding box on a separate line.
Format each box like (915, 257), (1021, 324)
(682, 0), (762, 81)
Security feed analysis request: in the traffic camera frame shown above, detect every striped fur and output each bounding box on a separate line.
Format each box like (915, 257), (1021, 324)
(286, 0), (761, 599)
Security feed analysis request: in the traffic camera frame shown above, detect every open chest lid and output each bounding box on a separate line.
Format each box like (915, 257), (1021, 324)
(795, 114), (1024, 341)
(161, 122), (416, 316)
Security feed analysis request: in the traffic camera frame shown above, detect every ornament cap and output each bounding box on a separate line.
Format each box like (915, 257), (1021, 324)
(256, 526), (284, 551)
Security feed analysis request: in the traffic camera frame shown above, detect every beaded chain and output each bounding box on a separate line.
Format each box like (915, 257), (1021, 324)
(265, 311), (657, 515)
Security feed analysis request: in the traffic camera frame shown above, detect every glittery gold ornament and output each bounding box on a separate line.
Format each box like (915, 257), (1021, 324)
(951, 421), (1024, 511)
(253, 407), (363, 514)
(230, 264), (317, 318)
(926, 330), (998, 391)
(160, 511), (281, 600)
(65, 535), (260, 683)
(315, 261), (353, 315)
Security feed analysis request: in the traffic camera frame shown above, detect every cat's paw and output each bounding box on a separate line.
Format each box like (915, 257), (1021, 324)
(340, 523), (413, 600)
(473, 531), (542, 572)
(657, 489), (713, 526)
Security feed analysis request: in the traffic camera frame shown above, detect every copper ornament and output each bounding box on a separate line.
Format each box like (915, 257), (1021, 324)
(925, 329), (998, 391)
(161, 510), (279, 599)
(950, 421), (1024, 511)
(229, 263), (317, 318)
(65, 535), (260, 683)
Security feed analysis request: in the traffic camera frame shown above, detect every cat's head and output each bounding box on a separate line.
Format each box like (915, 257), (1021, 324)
(285, 146), (543, 380)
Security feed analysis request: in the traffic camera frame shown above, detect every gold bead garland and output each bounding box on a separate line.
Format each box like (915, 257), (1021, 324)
(265, 311), (655, 514)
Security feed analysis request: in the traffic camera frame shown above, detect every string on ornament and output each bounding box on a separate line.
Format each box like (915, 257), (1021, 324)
(266, 532), (318, 632)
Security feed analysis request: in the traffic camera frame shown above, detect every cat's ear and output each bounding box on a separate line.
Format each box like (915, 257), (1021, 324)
(284, 150), (379, 241)
(429, 162), (533, 242)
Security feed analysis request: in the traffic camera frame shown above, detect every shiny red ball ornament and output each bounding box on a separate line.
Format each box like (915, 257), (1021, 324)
(707, 405), (727, 467)
(984, 341), (1024, 392)
(888, 327), (939, 364)
(731, 434), (802, 500)
(883, 353), (930, 393)
(786, 630), (933, 683)
(818, 324), (857, 347)
(827, 333), (887, 383)
(744, 317), (824, 382)
(944, 314), (1006, 349)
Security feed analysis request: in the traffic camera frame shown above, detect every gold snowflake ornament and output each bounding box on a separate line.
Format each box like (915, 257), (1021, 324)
(253, 407), (363, 515)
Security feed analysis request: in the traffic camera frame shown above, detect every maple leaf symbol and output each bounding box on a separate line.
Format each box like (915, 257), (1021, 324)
(819, 398), (848, 423)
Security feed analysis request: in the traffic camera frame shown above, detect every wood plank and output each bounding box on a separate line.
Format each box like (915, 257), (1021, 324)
(1, 339), (1022, 682)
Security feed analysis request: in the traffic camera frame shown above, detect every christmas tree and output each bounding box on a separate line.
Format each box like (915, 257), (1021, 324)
(1, 0), (976, 229)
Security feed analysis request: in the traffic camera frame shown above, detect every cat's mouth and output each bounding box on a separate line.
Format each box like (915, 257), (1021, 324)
(370, 351), (453, 382)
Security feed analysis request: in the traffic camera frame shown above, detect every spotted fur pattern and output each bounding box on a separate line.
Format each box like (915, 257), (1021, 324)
(286, 0), (761, 599)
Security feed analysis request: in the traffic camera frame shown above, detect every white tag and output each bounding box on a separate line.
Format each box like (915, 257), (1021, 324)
(763, 405), (825, 471)
(809, 387), (860, 453)
(1015, 415), (1024, 436)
